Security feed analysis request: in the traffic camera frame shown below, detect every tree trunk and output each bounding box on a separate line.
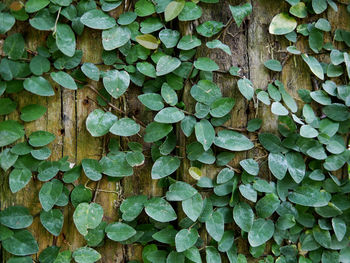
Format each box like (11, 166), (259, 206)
(1, 0), (349, 262)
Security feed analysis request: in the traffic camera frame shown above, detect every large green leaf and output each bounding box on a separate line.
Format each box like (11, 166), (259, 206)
(229, 3), (252, 27)
(3, 33), (25, 60)
(144, 122), (173, 142)
(190, 80), (222, 105)
(80, 9), (116, 30)
(175, 228), (198, 252)
(166, 181), (197, 201)
(154, 107), (185, 123)
(248, 219), (274, 247)
(72, 247), (101, 263)
(233, 202), (254, 232)
(214, 130), (253, 151)
(20, 104), (47, 122)
(103, 70), (130, 99)
(40, 209), (64, 236)
(286, 152), (305, 183)
(0, 12), (16, 34)
(25, 0), (49, 13)
(182, 193), (203, 222)
(56, 24), (76, 57)
(2, 230), (39, 256)
(109, 118), (140, 136)
(24, 76), (54, 96)
(0, 206), (33, 229)
(105, 222), (136, 241)
(288, 185), (331, 207)
(256, 193), (280, 218)
(9, 168), (32, 193)
(138, 93), (164, 111)
(195, 119), (215, 151)
(73, 202), (104, 236)
(156, 55), (181, 76)
(50, 71), (77, 90)
(165, 0), (185, 22)
(102, 26), (131, 50)
(206, 210), (224, 241)
(28, 131), (55, 147)
(237, 78), (254, 100)
(151, 156), (180, 179)
(86, 109), (117, 137)
(145, 197), (177, 222)
(268, 153), (287, 180)
(302, 54), (324, 80)
(120, 195), (148, 222)
(82, 158), (102, 181)
(39, 179), (63, 211)
(0, 120), (25, 147)
(269, 13), (297, 35)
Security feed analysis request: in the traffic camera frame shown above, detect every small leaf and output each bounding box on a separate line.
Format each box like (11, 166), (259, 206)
(73, 202), (104, 236)
(40, 209), (64, 236)
(135, 34), (159, 49)
(102, 26), (131, 51)
(166, 181), (197, 201)
(20, 104), (47, 122)
(264, 59), (282, 72)
(233, 202), (254, 232)
(156, 55), (181, 76)
(72, 247), (101, 263)
(103, 70), (130, 99)
(80, 9), (116, 30)
(39, 179), (63, 211)
(151, 156), (180, 179)
(302, 54), (324, 80)
(286, 152), (305, 184)
(154, 107), (185, 123)
(195, 119), (215, 151)
(24, 76), (54, 96)
(144, 122), (173, 143)
(206, 39), (231, 55)
(2, 230), (38, 256)
(86, 109), (117, 137)
(56, 24), (76, 57)
(248, 219), (274, 247)
(145, 197), (177, 222)
(206, 211), (224, 241)
(237, 78), (254, 100)
(9, 168), (32, 193)
(214, 130), (253, 151)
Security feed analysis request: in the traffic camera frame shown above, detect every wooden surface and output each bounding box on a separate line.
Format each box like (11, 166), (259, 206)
(1, 0), (350, 262)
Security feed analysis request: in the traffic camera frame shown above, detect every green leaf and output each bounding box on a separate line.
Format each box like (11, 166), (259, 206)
(138, 93), (164, 111)
(29, 9), (55, 31)
(178, 2), (202, 21)
(240, 159), (259, 176)
(300, 124), (319, 138)
(29, 55), (50, 76)
(175, 228), (198, 252)
(155, 107), (185, 123)
(237, 78), (254, 100)
(118, 12), (137, 25)
(233, 202), (254, 232)
(0, 12), (15, 34)
(286, 152), (305, 183)
(81, 63), (100, 81)
(3, 33), (25, 60)
(332, 218), (346, 242)
(165, 0), (185, 22)
(86, 109), (117, 137)
(312, 0), (327, 14)
(2, 230), (39, 256)
(120, 195), (147, 221)
(289, 2), (307, 18)
(28, 131), (55, 147)
(151, 156), (180, 179)
(56, 24), (76, 57)
(145, 197), (177, 222)
(39, 179), (63, 211)
(103, 70), (130, 99)
(214, 130), (253, 151)
(248, 219), (274, 247)
(218, 230), (235, 252)
(24, 76), (54, 96)
(322, 103), (350, 122)
(135, 34), (159, 50)
(256, 193), (280, 218)
(82, 159), (102, 181)
(264, 59), (282, 72)
(269, 13), (297, 35)
(191, 80), (222, 105)
(313, 226), (331, 248)
(20, 104), (46, 122)
(135, 0), (155, 17)
(194, 57), (219, 71)
(0, 206), (32, 229)
(159, 29), (180, 48)
(271, 102), (289, 116)
(206, 247), (221, 263)
(50, 71), (77, 90)
(156, 55), (181, 76)
(166, 181), (197, 201)
(196, 20), (224, 37)
(109, 117), (140, 136)
(9, 168), (32, 193)
(239, 184), (257, 202)
(182, 193), (203, 222)
(229, 3), (252, 27)
(0, 120), (25, 147)
(80, 9), (116, 30)
(144, 122), (173, 143)
(288, 185), (331, 207)
(195, 119), (215, 151)
(161, 84), (178, 106)
(206, 40), (231, 55)
(102, 26), (131, 50)
(136, 62), (156, 78)
(72, 247), (101, 263)
(302, 54), (324, 80)
(73, 202), (104, 236)
(206, 210), (224, 241)
(268, 153), (287, 180)
(0, 98), (16, 115)
(106, 222), (136, 241)
(40, 209), (64, 236)
(25, 0), (49, 13)
(152, 226), (177, 245)
(177, 35), (201, 50)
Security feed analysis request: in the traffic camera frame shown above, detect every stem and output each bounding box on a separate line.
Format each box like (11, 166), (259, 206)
(53, 7), (62, 35)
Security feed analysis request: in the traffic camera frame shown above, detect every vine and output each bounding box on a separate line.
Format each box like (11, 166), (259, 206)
(0, 0), (349, 263)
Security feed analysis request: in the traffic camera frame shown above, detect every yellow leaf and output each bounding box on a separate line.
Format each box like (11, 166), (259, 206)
(135, 34), (159, 50)
(189, 167), (202, 180)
